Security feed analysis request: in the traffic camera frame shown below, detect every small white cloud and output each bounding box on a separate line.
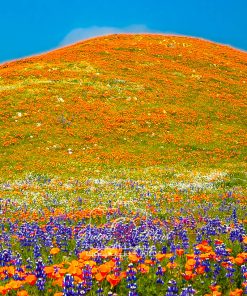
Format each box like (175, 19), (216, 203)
(59, 24), (155, 46)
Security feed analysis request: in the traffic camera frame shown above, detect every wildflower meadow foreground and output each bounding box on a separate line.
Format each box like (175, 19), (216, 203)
(0, 171), (246, 296)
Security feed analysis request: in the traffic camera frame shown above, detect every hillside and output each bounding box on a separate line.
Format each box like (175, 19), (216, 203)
(0, 34), (247, 179)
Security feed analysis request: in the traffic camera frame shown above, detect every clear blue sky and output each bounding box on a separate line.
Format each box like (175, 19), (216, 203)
(0, 0), (246, 63)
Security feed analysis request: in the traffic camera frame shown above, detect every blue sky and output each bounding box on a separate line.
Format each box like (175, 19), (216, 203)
(0, 0), (246, 63)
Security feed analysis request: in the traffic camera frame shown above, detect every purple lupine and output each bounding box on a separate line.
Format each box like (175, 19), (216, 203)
(156, 264), (164, 284)
(33, 244), (41, 259)
(241, 265), (247, 295)
(113, 256), (121, 277)
(126, 263), (138, 296)
(165, 279), (179, 296)
(213, 262), (222, 280)
(82, 264), (93, 292)
(76, 282), (87, 295)
(179, 285), (196, 296)
(63, 274), (75, 296)
(35, 258), (46, 278)
(36, 277), (46, 291)
(35, 258), (46, 290)
(225, 261), (235, 282)
(96, 286), (103, 296)
(0, 249), (12, 267)
(201, 259), (211, 274)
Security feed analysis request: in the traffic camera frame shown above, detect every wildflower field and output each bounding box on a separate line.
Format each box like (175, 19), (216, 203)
(0, 35), (246, 295)
(0, 170), (246, 296)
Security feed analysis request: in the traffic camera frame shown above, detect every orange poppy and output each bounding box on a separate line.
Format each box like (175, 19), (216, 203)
(7, 266), (15, 276)
(82, 260), (97, 268)
(44, 266), (55, 276)
(186, 254), (195, 260)
(58, 268), (68, 276)
(74, 275), (82, 283)
(137, 264), (150, 274)
(155, 254), (166, 261)
(229, 288), (243, 296)
(214, 239), (223, 245)
(166, 262), (178, 269)
(182, 271), (196, 281)
(25, 274), (37, 286)
(221, 261), (232, 268)
(17, 291), (29, 296)
(209, 285), (220, 292)
(95, 272), (104, 282)
(50, 247), (60, 255)
(98, 264), (111, 277)
(128, 253), (141, 263)
(212, 292), (222, 296)
(176, 249), (184, 256)
(235, 257), (244, 265)
(185, 258), (196, 270)
(0, 286), (8, 295)
(106, 274), (122, 287)
(79, 251), (91, 261)
(238, 253), (247, 259)
(5, 280), (23, 290)
(52, 277), (63, 287)
(105, 260), (115, 269)
(67, 265), (82, 276)
(196, 265), (205, 274)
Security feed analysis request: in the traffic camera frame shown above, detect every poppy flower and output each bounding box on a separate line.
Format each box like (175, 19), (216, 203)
(106, 274), (122, 287)
(212, 292), (222, 296)
(128, 253), (141, 263)
(186, 254), (195, 260)
(176, 249), (184, 256)
(7, 266), (15, 276)
(209, 285), (220, 292)
(182, 271), (196, 281)
(186, 258), (196, 270)
(50, 247), (60, 255)
(17, 291), (29, 296)
(79, 251), (91, 261)
(137, 264), (150, 274)
(67, 264), (82, 276)
(214, 239), (223, 245)
(95, 272), (104, 282)
(25, 274), (37, 286)
(166, 262), (178, 269)
(82, 260), (97, 267)
(155, 254), (166, 261)
(58, 269), (67, 276)
(229, 288), (243, 296)
(44, 266), (55, 276)
(5, 280), (23, 290)
(52, 278), (63, 287)
(0, 286), (8, 295)
(98, 264), (111, 277)
(235, 257), (244, 265)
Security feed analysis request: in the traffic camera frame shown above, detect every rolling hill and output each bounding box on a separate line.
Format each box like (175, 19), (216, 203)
(0, 34), (246, 180)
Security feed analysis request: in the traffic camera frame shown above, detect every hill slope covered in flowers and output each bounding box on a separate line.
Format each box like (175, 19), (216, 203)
(0, 34), (247, 296)
(0, 34), (247, 179)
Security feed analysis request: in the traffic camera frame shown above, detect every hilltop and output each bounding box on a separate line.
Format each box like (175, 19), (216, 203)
(0, 34), (246, 180)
